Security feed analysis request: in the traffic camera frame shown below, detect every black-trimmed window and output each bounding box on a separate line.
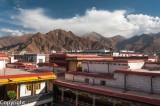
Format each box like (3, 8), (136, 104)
(100, 81), (106, 86)
(26, 84), (32, 91)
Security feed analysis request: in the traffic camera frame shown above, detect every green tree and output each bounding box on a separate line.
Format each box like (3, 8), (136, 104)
(7, 90), (16, 100)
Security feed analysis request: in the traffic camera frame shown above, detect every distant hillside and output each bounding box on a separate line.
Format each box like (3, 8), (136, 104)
(0, 34), (33, 48)
(82, 32), (126, 49)
(117, 33), (160, 54)
(1, 29), (159, 54)
(0, 29), (125, 53)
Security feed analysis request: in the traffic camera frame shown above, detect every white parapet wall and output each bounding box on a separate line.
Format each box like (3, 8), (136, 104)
(65, 71), (160, 94)
(0, 60), (5, 69)
(20, 84), (32, 97)
(114, 73), (125, 89)
(82, 62), (129, 74)
(153, 77), (160, 94)
(65, 72), (124, 88)
(144, 62), (160, 70)
(126, 74), (151, 92)
(128, 62), (144, 70)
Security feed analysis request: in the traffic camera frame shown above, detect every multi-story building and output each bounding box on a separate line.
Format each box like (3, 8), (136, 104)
(14, 54), (46, 63)
(0, 53), (16, 68)
(0, 68), (56, 106)
(52, 53), (160, 106)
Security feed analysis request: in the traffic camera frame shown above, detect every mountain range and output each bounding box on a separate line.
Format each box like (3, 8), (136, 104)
(0, 29), (160, 54)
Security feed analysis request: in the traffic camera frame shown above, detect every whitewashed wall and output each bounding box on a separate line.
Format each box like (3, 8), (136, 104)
(35, 82), (46, 94)
(153, 77), (160, 94)
(148, 58), (158, 62)
(0, 60), (5, 69)
(82, 62), (129, 74)
(20, 84), (32, 97)
(128, 62), (144, 69)
(37, 55), (45, 63)
(112, 52), (120, 57)
(119, 54), (143, 57)
(114, 73), (125, 88)
(74, 75), (94, 84)
(144, 63), (160, 70)
(94, 78), (116, 87)
(65, 73), (160, 94)
(65, 73), (122, 88)
(126, 75), (151, 92)
(109, 64), (129, 73)
(10, 56), (18, 63)
(65, 74), (74, 81)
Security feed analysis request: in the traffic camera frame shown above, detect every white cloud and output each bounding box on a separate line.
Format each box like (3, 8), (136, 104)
(127, 14), (160, 35)
(13, 8), (160, 37)
(0, 28), (28, 36)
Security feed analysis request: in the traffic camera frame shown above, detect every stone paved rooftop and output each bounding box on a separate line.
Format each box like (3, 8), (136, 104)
(0, 68), (36, 76)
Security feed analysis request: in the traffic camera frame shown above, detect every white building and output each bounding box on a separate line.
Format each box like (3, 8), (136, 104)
(0, 59), (5, 69)
(148, 56), (159, 62)
(82, 49), (110, 53)
(14, 54), (46, 63)
(53, 53), (160, 106)
(0, 68), (56, 106)
(113, 52), (144, 57)
(82, 60), (144, 74)
(65, 69), (160, 94)
(65, 59), (160, 96)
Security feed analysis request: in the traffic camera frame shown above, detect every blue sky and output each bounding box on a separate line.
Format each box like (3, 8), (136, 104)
(0, 0), (160, 37)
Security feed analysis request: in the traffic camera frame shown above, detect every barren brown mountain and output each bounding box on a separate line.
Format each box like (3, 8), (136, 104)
(1, 29), (160, 54)
(117, 33), (160, 54)
(0, 29), (126, 53)
(82, 32), (126, 49)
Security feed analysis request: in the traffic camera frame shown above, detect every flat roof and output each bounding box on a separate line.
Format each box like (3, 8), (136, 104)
(113, 56), (148, 60)
(145, 61), (160, 64)
(37, 63), (59, 67)
(115, 69), (160, 76)
(14, 53), (45, 56)
(82, 60), (144, 63)
(0, 68), (31, 76)
(66, 71), (114, 79)
(120, 52), (143, 54)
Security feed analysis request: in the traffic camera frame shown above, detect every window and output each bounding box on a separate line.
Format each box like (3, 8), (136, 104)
(36, 83), (41, 90)
(39, 59), (43, 63)
(100, 81), (106, 86)
(85, 78), (89, 84)
(26, 84), (32, 91)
